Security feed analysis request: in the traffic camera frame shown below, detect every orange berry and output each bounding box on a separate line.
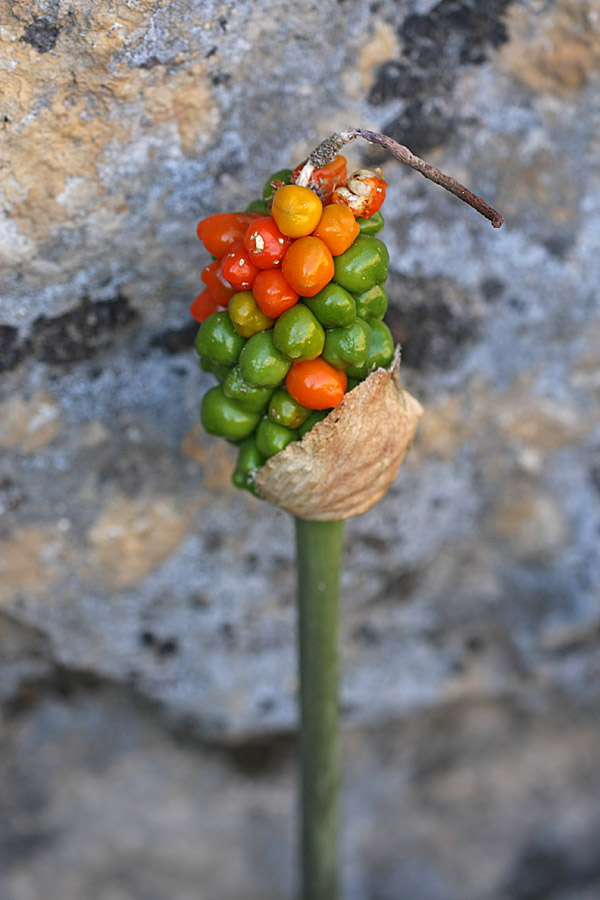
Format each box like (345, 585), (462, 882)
(285, 357), (347, 410)
(253, 269), (299, 318)
(313, 204), (360, 256)
(271, 185), (323, 238)
(281, 236), (334, 297)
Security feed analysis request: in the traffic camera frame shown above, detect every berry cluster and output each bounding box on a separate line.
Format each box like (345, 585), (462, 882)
(193, 154), (395, 495)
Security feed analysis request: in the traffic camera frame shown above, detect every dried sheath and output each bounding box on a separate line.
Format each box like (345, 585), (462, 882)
(255, 352), (423, 520)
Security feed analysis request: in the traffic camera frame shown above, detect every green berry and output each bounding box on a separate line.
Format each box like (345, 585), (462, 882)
(232, 469), (247, 489)
(353, 283), (387, 320)
(263, 168), (293, 200)
(232, 437), (265, 495)
(223, 366), (274, 412)
(239, 330), (292, 387)
(235, 436), (265, 473)
(333, 235), (389, 293)
(303, 283), (357, 329)
(200, 357), (234, 381)
(195, 312), (246, 367)
(255, 418), (298, 458)
(268, 388), (311, 429)
(322, 319), (372, 371)
(356, 210), (384, 235)
(346, 320), (395, 378)
(273, 304), (325, 361)
(200, 386), (261, 441)
(246, 199), (269, 214)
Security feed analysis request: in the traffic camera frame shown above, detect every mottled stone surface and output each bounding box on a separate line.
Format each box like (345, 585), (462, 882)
(1, 0), (600, 897)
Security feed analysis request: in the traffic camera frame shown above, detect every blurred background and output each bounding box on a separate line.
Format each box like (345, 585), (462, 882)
(1, 1), (599, 898)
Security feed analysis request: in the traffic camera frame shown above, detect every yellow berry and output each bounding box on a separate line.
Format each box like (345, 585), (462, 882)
(228, 291), (273, 338)
(271, 185), (323, 238)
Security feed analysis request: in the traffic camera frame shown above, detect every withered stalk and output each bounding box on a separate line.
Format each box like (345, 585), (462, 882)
(296, 517), (344, 900)
(298, 127), (504, 228)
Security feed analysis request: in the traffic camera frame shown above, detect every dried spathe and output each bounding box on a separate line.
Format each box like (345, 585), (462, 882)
(255, 353), (423, 520)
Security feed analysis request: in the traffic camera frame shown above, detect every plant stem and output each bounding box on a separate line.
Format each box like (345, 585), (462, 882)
(295, 517), (344, 900)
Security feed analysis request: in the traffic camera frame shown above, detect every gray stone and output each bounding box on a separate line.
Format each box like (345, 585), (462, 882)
(1, 0), (600, 897)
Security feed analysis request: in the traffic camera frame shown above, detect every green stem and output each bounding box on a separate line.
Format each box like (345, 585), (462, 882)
(295, 517), (344, 900)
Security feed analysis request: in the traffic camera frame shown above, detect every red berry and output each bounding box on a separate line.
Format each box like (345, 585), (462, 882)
(242, 217), (292, 268)
(201, 259), (236, 306)
(196, 212), (259, 258)
(190, 288), (220, 323)
(220, 241), (259, 290)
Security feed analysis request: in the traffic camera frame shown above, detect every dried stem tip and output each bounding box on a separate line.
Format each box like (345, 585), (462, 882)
(302, 128), (504, 229)
(308, 134), (350, 169)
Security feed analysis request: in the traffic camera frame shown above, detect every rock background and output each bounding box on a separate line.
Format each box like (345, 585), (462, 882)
(1, 0), (599, 897)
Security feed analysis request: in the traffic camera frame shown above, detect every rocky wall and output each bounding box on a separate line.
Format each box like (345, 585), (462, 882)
(1, 1), (599, 898)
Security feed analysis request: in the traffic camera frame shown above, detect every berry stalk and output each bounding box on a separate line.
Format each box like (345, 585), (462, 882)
(295, 516), (344, 900)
